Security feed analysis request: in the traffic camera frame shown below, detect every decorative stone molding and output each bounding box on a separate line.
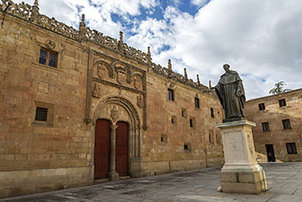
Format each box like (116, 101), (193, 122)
(0, 0), (214, 94)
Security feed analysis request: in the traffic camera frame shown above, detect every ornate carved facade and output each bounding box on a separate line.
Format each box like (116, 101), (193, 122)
(0, 0), (224, 198)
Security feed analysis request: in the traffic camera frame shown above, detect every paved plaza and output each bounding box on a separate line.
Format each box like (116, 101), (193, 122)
(2, 162), (302, 202)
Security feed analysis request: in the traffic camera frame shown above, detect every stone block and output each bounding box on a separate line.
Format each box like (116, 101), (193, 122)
(221, 181), (263, 194)
(220, 172), (237, 183)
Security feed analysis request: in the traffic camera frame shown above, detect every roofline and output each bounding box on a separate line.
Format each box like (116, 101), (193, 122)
(247, 88), (302, 102)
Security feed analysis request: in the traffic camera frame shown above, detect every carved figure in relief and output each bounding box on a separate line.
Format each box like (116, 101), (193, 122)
(213, 64), (246, 122)
(97, 64), (107, 79)
(117, 70), (126, 85)
(133, 75), (142, 90)
(110, 106), (119, 122)
(137, 95), (144, 108)
(92, 82), (101, 98)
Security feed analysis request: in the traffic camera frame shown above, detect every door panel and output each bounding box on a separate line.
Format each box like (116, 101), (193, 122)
(116, 121), (129, 176)
(265, 144), (276, 162)
(94, 119), (111, 179)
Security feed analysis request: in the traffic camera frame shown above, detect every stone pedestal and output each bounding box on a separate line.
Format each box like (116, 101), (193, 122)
(217, 120), (267, 194)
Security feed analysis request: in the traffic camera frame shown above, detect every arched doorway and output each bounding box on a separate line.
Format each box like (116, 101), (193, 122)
(94, 119), (110, 179)
(116, 121), (129, 176)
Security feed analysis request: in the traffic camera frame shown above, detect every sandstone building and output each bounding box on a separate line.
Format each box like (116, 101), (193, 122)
(0, 0), (224, 198)
(244, 89), (302, 162)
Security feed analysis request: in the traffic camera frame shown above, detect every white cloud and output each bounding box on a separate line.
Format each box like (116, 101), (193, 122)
(127, 0), (302, 99)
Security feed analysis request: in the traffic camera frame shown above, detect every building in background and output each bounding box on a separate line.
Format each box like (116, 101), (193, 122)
(245, 89), (302, 162)
(0, 0), (224, 198)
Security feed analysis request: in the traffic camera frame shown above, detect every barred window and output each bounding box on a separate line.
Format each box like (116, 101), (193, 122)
(262, 122), (270, 132)
(168, 89), (174, 101)
(286, 143), (297, 154)
(282, 119), (292, 130)
(35, 107), (48, 121)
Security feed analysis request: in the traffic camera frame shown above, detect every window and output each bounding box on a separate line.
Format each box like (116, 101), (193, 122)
(279, 99), (286, 107)
(181, 108), (187, 118)
(262, 122), (270, 132)
(189, 118), (194, 128)
(33, 101), (54, 126)
(168, 89), (174, 101)
(282, 119), (292, 130)
(286, 143), (297, 154)
(161, 135), (167, 144)
(171, 115), (177, 125)
(258, 103), (265, 111)
(184, 144), (191, 152)
(195, 97), (200, 109)
(210, 108), (214, 118)
(39, 47), (58, 68)
(35, 107), (48, 121)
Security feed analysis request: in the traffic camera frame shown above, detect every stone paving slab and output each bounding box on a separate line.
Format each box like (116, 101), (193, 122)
(1, 162), (302, 202)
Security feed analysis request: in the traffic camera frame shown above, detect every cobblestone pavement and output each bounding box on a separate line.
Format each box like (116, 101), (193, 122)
(2, 162), (302, 202)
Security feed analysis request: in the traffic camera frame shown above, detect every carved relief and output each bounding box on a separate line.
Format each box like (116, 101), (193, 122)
(92, 82), (101, 98)
(133, 74), (143, 90)
(95, 60), (114, 79)
(110, 106), (119, 123)
(137, 95), (144, 108)
(46, 40), (56, 50)
(97, 64), (107, 79)
(166, 81), (176, 90)
(116, 67), (126, 85)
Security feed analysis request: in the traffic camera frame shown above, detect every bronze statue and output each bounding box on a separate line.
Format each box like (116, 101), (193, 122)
(213, 64), (246, 122)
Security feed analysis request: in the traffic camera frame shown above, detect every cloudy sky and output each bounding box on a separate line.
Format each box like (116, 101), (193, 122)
(13, 0), (302, 99)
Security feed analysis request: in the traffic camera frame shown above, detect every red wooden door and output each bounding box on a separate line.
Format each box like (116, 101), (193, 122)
(94, 119), (110, 179)
(116, 121), (129, 176)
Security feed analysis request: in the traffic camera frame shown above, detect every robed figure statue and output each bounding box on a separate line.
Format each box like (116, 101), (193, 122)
(214, 64), (246, 122)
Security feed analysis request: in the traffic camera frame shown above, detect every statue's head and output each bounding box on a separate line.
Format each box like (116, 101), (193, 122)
(223, 64), (230, 72)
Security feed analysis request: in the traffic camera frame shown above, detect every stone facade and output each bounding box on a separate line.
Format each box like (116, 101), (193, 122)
(0, 0), (224, 198)
(244, 89), (302, 163)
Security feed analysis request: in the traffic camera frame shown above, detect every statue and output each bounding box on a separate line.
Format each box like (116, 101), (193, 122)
(213, 64), (246, 122)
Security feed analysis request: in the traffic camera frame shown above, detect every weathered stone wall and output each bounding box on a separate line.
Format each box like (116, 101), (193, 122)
(244, 89), (302, 162)
(0, 14), (92, 198)
(0, 2), (224, 198)
(141, 72), (224, 176)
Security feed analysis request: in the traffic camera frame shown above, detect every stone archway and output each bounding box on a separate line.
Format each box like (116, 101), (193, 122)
(92, 96), (141, 180)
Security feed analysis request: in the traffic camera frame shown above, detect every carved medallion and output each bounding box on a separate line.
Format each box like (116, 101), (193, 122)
(110, 107), (119, 122)
(46, 40), (56, 50)
(92, 82), (101, 98)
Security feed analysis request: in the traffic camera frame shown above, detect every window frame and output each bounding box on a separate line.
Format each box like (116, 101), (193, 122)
(279, 99), (286, 107)
(286, 143), (297, 154)
(210, 107), (215, 118)
(168, 88), (175, 101)
(195, 97), (200, 109)
(39, 47), (58, 68)
(262, 122), (270, 132)
(258, 103), (265, 111)
(282, 119), (292, 130)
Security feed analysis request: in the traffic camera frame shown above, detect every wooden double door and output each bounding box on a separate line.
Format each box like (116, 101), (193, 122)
(94, 119), (129, 179)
